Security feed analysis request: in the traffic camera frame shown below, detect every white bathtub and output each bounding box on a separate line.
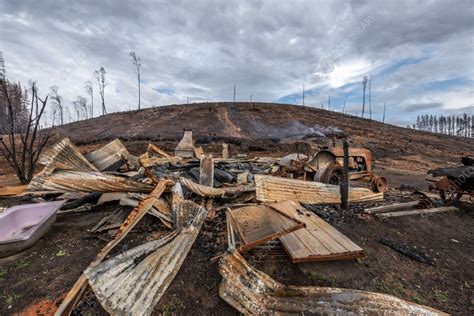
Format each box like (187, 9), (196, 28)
(0, 201), (65, 257)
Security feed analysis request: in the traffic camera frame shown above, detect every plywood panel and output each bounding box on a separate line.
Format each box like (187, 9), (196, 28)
(268, 201), (364, 262)
(229, 205), (304, 252)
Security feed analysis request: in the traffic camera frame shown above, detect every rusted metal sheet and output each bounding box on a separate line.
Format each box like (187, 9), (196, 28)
(55, 180), (173, 315)
(30, 138), (151, 194)
(180, 177), (254, 197)
(28, 170), (154, 193)
(85, 139), (129, 171)
(39, 138), (98, 173)
(219, 249), (446, 315)
(84, 199), (207, 316)
(255, 175), (383, 204)
(199, 155), (214, 187)
(174, 130), (194, 158)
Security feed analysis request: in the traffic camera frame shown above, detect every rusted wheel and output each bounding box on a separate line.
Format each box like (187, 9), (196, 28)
(314, 163), (343, 185)
(371, 176), (387, 193)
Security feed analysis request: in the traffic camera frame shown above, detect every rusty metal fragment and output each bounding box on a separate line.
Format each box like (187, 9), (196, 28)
(85, 139), (129, 171)
(27, 170), (153, 193)
(255, 175), (383, 204)
(180, 177), (255, 197)
(84, 199), (207, 316)
(219, 249), (446, 315)
(39, 137), (98, 173)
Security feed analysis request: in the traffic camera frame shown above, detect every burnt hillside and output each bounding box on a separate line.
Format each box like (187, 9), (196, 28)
(52, 102), (473, 161)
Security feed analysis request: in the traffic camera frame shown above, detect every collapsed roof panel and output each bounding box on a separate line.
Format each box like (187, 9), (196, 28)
(39, 137), (98, 172)
(27, 170), (154, 193)
(84, 199), (207, 316)
(255, 175), (383, 204)
(219, 249), (446, 315)
(85, 139), (129, 171)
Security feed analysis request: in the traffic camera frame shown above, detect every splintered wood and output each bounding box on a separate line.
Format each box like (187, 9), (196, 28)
(228, 205), (304, 252)
(268, 201), (364, 262)
(199, 155), (214, 187)
(255, 175), (383, 204)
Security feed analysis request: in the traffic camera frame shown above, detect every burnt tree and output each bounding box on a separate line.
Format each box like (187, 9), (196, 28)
(0, 79), (52, 184)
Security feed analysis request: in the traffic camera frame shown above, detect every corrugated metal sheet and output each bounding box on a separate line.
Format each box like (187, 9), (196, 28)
(219, 249), (446, 315)
(84, 200), (207, 316)
(38, 138), (98, 172)
(55, 180), (172, 315)
(255, 175), (383, 204)
(29, 138), (152, 194)
(85, 139), (129, 171)
(28, 170), (153, 193)
(180, 177), (255, 197)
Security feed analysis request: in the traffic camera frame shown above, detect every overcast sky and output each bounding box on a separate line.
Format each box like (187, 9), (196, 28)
(1, 0), (473, 126)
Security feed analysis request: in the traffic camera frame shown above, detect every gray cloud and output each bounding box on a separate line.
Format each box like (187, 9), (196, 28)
(403, 102), (444, 113)
(0, 0), (473, 126)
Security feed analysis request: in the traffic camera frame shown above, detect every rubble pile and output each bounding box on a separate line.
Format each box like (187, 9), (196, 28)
(0, 131), (450, 315)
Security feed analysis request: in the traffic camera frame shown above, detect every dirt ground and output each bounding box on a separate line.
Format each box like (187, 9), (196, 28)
(1, 188), (473, 315)
(0, 103), (473, 315)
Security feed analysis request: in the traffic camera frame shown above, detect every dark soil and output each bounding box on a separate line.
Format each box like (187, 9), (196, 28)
(1, 189), (473, 315)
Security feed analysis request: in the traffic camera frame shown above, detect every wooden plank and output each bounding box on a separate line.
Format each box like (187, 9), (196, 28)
(282, 230), (332, 257)
(147, 143), (172, 158)
(269, 201), (361, 253)
(376, 206), (459, 218)
(0, 185), (28, 197)
(269, 201), (364, 262)
(229, 205), (304, 252)
(364, 201), (419, 214)
(199, 155), (214, 187)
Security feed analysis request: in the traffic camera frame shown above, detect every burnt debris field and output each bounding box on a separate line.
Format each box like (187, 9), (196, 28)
(0, 103), (473, 315)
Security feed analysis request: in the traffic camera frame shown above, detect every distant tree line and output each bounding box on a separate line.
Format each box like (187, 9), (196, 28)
(412, 114), (473, 137)
(1, 49), (144, 128)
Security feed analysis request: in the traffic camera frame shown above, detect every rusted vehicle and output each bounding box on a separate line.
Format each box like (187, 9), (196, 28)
(427, 156), (474, 203)
(304, 146), (388, 193)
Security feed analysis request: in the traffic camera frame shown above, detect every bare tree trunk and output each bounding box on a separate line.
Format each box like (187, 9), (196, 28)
(138, 72), (141, 110)
(0, 80), (52, 184)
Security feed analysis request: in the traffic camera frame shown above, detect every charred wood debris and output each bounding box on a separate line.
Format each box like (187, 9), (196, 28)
(1, 130), (466, 315)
